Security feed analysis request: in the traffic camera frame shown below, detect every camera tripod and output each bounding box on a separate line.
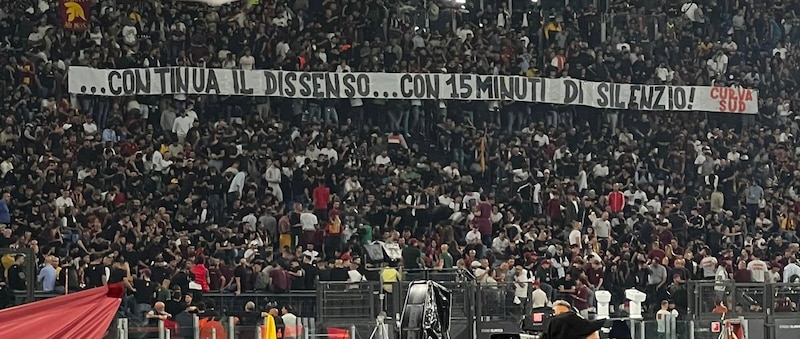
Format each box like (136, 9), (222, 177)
(369, 312), (390, 339)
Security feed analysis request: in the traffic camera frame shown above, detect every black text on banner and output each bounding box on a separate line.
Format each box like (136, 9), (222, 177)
(67, 66), (759, 114)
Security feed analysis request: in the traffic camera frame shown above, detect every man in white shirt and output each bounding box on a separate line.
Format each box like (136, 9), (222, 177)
(319, 142), (339, 164)
(783, 257), (800, 283)
(121, 19), (138, 46)
(347, 262), (365, 289)
(281, 305), (301, 339)
(263, 159), (283, 203)
(275, 39), (290, 62)
(442, 162), (461, 180)
(465, 226), (482, 245)
(514, 265), (533, 306)
(530, 281), (550, 308)
(83, 116), (98, 138)
(492, 231), (510, 254)
(773, 42), (788, 60)
(239, 49), (255, 70)
(533, 131), (550, 146)
(656, 300), (673, 339)
(54, 190), (74, 211)
(151, 150), (173, 173)
(172, 110), (195, 143)
(302, 246), (320, 263)
(746, 252), (769, 283)
(592, 213), (611, 249)
(344, 176), (362, 195)
(300, 209), (318, 233)
(568, 222), (583, 249)
(228, 170), (247, 197)
(374, 151), (391, 166)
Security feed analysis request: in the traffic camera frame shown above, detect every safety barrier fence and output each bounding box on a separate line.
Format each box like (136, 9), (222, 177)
(13, 278), (800, 339)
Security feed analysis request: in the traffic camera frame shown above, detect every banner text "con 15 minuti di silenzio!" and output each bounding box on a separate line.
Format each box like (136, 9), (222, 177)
(68, 66), (758, 114)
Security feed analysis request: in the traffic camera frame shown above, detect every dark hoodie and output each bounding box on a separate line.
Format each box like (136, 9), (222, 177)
(542, 312), (605, 339)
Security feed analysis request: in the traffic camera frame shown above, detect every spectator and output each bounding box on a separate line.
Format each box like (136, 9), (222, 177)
(746, 251), (770, 283)
(7, 254), (26, 291)
(784, 257), (800, 283)
(146, 301), (172, 327)
(513, 264), (533, 307)
(268, 262), (291, 293)
(530, 280), (550, 309)
(190, 257), (211, 293)
(36, 255), (57, 292)
(655, 300), (673, 339)
(282, 305), (302, 339)
(285, 259), (304, 290)
(572, 279), (591, 318)
(133, 269), (157, 320)
(0, 193), (10, 225)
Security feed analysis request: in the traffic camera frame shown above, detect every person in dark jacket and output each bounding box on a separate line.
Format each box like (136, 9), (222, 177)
(542, 300), (605, 339)
(7, 254), (27, 291)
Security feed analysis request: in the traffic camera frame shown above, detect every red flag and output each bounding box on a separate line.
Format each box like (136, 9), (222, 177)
(60, 0), (91, 32)
(0, 283), (123, 338)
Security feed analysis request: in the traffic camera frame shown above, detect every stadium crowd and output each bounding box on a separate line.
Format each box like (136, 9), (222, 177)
(0, 0), (799, 326)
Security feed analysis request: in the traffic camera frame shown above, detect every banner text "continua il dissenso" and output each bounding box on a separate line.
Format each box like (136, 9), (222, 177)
(67, 67), (759, 114)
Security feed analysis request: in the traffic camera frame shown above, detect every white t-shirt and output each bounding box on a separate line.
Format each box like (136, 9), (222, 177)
(122, 25), (137, 45)
(465, 230), (481, 244)
(302, 250), (319, 262)
(55, 196), (74, 209)
(442, 166), (460, 179)
(83, 122), (98, 135)
(239, 55), (255, 70)
(569, 229), (582, 247)
(747, 259), (769, 283)
(492, 237), (510, 253)
(656, 309), (671, 333)
(276, 42), (290, 61)
(533, 133), (550, 146)
(172, 116), (195, 137)
(300, 212), (318, 231)
(375, 155), (391, 165)
(514, 270), (533, 298)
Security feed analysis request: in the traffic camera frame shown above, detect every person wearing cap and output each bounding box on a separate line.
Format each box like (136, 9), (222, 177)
(542, 300), (604, 339)
(7, 253), (26, 291)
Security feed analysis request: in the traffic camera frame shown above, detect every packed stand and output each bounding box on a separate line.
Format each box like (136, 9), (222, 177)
(0, 0), (798, 324)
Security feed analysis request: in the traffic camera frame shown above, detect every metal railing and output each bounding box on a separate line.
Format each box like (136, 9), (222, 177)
(686, 281), (800, 317)
(14, 279), (800, 339)
(688, 281), (800, 339)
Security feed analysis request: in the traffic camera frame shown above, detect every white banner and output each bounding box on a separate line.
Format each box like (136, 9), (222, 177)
(67, 66), (758, 114)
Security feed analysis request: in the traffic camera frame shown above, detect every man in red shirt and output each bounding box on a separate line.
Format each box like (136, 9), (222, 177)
(572, 279), (590, 314)
(312, 180), (330, 222)
(608, 184), (625, 214)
